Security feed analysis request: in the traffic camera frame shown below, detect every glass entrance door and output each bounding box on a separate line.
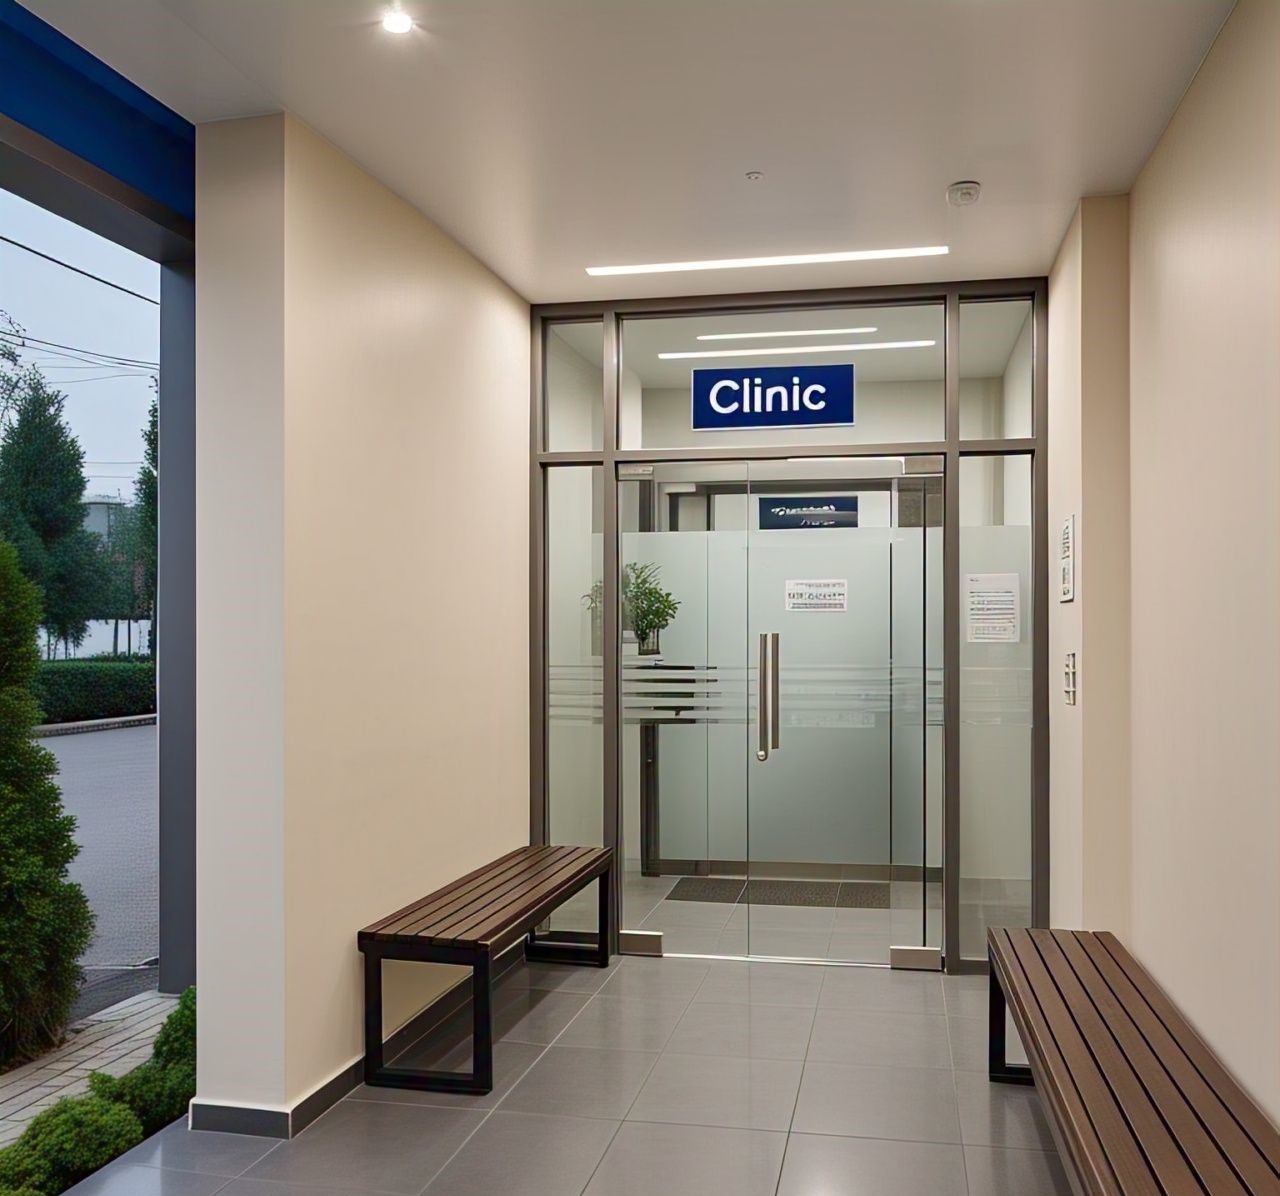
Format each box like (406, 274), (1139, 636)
(617, 456), (942, 964)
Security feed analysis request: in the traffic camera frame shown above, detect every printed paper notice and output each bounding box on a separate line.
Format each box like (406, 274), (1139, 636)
(965, 573), (1020, 643)
(785, 579), (848, 612)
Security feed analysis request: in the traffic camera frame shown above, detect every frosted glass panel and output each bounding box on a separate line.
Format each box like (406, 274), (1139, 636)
(960, 455), (1033, 958)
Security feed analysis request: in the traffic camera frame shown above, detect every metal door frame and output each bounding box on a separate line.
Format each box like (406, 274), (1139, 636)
(530, 278), (1049, 973)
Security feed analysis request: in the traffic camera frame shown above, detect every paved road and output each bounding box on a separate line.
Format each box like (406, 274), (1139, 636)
(44, 726), (159, 1017)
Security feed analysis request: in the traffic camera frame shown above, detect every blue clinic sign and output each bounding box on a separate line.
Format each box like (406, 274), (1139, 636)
(759, 496), (859, 530)
(692, 363), (855, 431)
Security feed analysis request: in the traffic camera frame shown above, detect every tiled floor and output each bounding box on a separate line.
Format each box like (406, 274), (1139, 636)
(68, 956), (1069, 1195)
(0, 990), (177, 1147)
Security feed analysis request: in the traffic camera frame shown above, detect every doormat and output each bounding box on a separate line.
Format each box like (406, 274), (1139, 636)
(666, 877), (891, 909)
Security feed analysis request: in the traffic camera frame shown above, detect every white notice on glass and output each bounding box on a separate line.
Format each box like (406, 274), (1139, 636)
(965, 573), (1020, 643)
(785, 579), (848, 612)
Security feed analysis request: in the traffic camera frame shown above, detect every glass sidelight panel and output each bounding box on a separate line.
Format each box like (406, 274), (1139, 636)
(545, 466), (605, 932)
(959, 299), (1034, 440)
(545, 321), (604, 452)
(959, 454), (1033, 957)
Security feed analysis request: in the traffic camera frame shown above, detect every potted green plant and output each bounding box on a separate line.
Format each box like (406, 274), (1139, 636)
(582, 562), (680, 656)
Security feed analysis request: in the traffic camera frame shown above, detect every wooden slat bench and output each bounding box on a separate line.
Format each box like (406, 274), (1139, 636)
(989, 927), (1280, 1195)
(359, 845), (612, 1094)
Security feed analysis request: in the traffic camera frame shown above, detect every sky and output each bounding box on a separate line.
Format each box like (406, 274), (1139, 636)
(0, 187), (161, 504)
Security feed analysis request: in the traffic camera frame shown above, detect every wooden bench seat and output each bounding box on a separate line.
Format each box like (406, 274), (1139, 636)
(989, 927), (1280, 1195)
(359, 845), (612, 1094)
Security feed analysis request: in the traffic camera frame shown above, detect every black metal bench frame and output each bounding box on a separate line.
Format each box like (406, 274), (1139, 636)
(359, 848), (611, 1095)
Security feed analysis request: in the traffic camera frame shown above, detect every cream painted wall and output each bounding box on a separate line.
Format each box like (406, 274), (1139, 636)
(1129, 0), (1280, 1121)
(1047, 196), (1131, 936)
(196, 113), (531, 1114)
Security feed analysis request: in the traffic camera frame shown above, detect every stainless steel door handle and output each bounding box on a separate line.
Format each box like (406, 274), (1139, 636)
(757, 632), (770, 761)
(770, 632), (781, 750)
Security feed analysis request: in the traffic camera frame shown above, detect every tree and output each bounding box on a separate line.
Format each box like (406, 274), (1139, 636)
(0, 344), (107, 657)
(135, 397), (157, 654)
(0, 538), (95, 1067)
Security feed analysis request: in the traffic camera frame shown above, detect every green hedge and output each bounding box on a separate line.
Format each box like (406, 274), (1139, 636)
(32, 659), (155, 725)
(0, 990), (195, 1196)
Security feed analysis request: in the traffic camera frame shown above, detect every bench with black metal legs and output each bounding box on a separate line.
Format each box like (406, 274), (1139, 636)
(358, 845), (612, 1095)
(988, 927), (1280, 1195)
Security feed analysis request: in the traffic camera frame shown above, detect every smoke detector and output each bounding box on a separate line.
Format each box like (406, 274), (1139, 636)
(946, 180), (982, 208)
(745, 171), (764, 182)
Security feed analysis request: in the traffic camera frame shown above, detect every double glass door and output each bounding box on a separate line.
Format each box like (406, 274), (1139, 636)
(619, 456), (943, 963)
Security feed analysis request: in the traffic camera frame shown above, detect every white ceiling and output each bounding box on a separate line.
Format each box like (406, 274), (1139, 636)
(25, 0), (1232, 303)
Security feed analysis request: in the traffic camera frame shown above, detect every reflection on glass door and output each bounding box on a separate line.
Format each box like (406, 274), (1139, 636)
(618, 457), (942, 963)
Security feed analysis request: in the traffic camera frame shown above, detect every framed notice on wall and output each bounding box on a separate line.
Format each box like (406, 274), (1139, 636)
(1059, 515), (1076, 602)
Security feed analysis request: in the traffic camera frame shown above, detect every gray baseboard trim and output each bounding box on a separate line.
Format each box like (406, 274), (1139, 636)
(191, 942), (525, 1139)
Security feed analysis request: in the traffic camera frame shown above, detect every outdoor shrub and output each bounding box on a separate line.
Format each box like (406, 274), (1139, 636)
(88, 1059), (195, 1137)
(0, 1096), (142, 1194)
(151, 987), (195, 1071)
(0, 1187), (43, 1196)
(31, 658), (154, 725)
(87, 987), (196, 1136)
(0, 541), (95, 1068)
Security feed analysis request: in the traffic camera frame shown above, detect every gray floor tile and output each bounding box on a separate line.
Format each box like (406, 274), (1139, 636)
(495, 988), (592, 1044)
(964, 1145), (1072, 1195)
(693, 960), (825, 1007)
(627, 1052), (802, 1131)
(639, 900), (734, 930)
(807, 1009), (953, 1070)
(355, 1039), (545, 1110)
(743, 928), (834, 959)
(599, 957), (710, 1001)
(818, 967), (945, 1015)
(942, 974), (989, 1019)
(112, 1120), (278, 1176)
(731, 902), (837, 930)
(584, 1120), (786, 1196)
(504, 960), (620, 995)
(556, 994), (691, 1053)
(947, 1015), (990, 1072)
(498, 1045), (658, 1120)
(422, 1110), (618, 1196)
(954, 1072), (1057, 1151)
(241, 1101), (485, 1194)
(777, 1133), (968, 1196)
(664, 1001), (816, 1060)
(650, 926), (726, 954)
(825, 932), (893, 963)
(63, 1165), (231, 1195)
(792, 1062), (961, 1143)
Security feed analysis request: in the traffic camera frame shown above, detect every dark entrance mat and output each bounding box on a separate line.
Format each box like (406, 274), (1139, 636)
(665, 877), (746, 903)
(836, 881), (891, 909)
(666, 876), (894, 909)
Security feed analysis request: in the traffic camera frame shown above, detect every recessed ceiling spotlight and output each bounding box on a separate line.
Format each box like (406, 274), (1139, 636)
(381, 8), (413, 33)
(585, 245), (948, 277)
(946, 180), (981, 208)
(658, 340), (936, 360)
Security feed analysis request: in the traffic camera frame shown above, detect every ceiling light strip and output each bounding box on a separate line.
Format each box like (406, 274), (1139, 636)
(696, 327), (877, 341)
(585, 246), (948, 277)
(658, 340), (936, 360)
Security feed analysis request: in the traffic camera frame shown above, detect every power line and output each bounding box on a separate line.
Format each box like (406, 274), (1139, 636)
(0, 331), (158, 369)
(0, 235), (159, 305)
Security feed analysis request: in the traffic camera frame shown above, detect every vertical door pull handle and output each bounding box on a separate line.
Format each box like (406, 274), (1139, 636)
(757, 632), (770, 762)
(770, 632), (781, 750)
